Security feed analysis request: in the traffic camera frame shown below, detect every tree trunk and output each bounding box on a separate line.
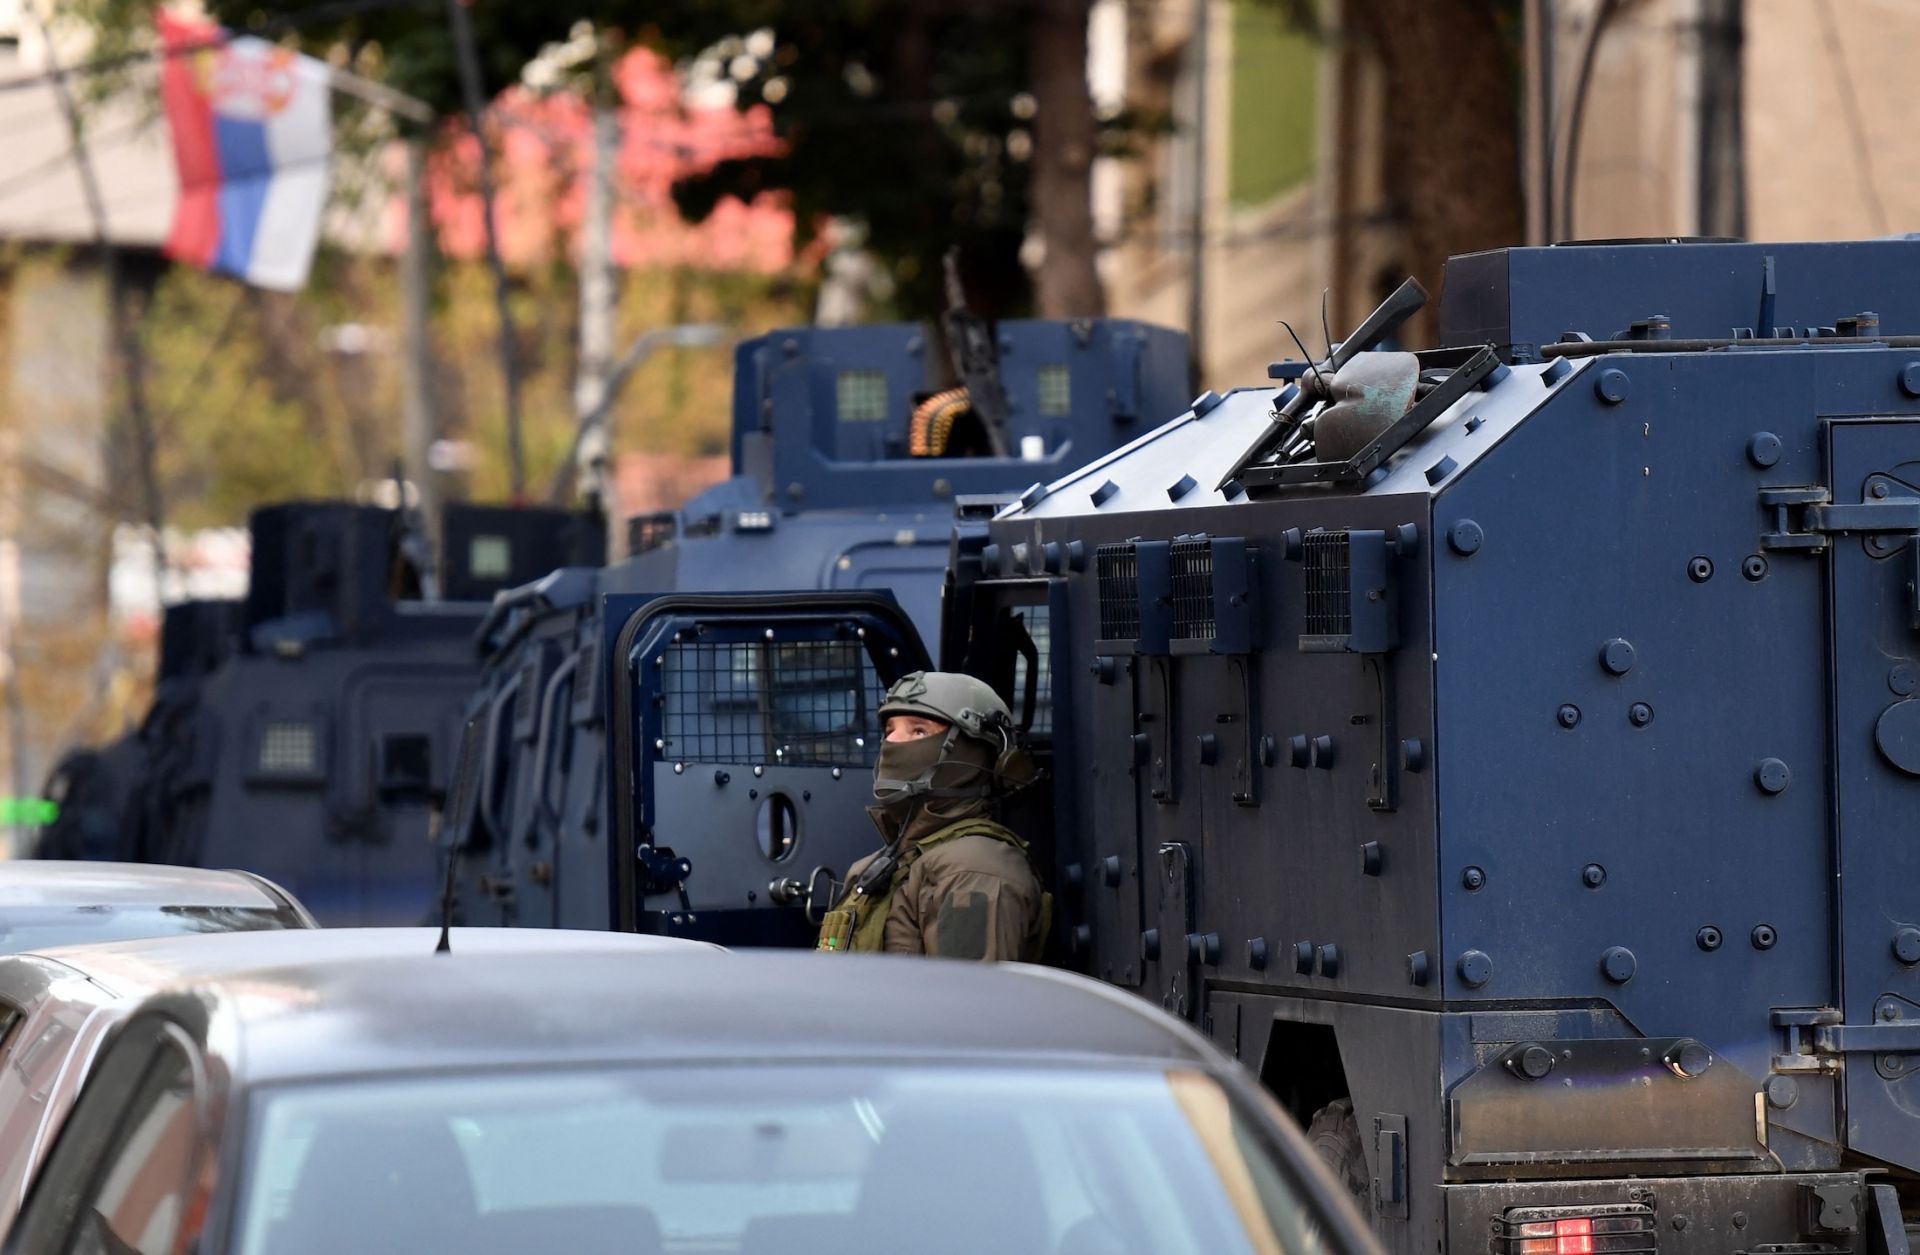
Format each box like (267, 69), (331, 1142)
(1030, 0), (1107, 317)
(1347, 0), (1524, 342)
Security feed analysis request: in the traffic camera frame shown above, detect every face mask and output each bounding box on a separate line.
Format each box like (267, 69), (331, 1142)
(872, 732), (949, 811)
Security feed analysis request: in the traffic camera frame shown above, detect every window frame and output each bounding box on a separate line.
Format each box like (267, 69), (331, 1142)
(9, 1013), (213, 1255)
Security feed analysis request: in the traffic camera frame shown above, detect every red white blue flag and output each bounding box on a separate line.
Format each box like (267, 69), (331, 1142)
(158, 10), (333, 291)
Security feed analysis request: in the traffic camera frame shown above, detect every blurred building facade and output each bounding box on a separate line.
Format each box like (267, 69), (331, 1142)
(1097, 0), (1920, 387)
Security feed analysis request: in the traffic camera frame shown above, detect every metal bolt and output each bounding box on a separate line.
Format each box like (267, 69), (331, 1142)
(1873, 480), (1892, 499)
(1688, 556), (1713, 582)
(672, 762), (685, 775)
(1629, 702), (1654, 727)
(1448, 520), (1484, 556)
(830, 767), (842, 780)
(1462, 866), (1486, 891)
(1557, 703), (1582, 729)
(1752, 924), (1777, 950)
(1756, 758), (1791, 794)
(1747, 432), (1782, 468)
(1596, 368), (1631, 404)
(1696, 925), (1722, 951)
(1743, 554), (1769, 581)
(1582, 863), (1606, 888)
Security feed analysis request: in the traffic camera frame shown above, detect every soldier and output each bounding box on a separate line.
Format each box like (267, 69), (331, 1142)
(817, 671), (1045, 960)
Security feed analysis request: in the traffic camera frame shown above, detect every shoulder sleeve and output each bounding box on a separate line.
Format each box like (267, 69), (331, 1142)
(915, 838), (1041, 961)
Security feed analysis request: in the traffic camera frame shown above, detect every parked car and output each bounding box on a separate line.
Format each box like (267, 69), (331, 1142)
(0, 862), (315, 953)
(6, 949), (1375, 1255)
(0, 927), (708, 1239)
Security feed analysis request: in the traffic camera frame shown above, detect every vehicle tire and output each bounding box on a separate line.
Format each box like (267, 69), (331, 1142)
(1306, 1098), (1370, 1204)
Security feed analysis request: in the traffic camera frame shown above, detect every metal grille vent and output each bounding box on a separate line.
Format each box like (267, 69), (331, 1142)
(1096, 543), (1139, 640)
(659, 639), (885, 767)
(1170, 538), (1215, 640)
(1303, 531), (1353, 638)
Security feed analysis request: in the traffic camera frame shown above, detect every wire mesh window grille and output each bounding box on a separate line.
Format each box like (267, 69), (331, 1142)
(1011, 605), (1054, 737)
(1303, 530), (1353, 638)
(1096, 543), (1140, 640)
(258, 721), (318, 774)
(1037, 364), (1072, 416)
(836, 369), (890, 422)
(469, 535), (513, 579)
(659, 639), (885, 767)
(1170, 538), (1216, 640)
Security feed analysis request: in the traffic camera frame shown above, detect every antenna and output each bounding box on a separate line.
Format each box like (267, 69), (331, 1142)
(433, 717), (487, 954)
(1277, 320), (1328, 396)
(1321, 288), (1335, 363)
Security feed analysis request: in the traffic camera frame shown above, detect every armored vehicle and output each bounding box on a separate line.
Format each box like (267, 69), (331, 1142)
(945, 239), (1920, 1253)
(446, 315), (1190, 946)
(41, 500), (601, 926)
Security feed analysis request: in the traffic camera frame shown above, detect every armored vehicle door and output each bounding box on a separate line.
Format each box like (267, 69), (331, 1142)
(605, 592), (929, 946)
(1818, 418), (1920, 1171)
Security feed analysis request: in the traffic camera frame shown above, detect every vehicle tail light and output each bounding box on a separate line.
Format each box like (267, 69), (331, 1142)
(1498, 1203), (1656, 1254)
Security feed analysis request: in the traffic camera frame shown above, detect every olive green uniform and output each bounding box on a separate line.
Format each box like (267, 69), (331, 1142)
(815, 668), (1045, 961)
(825, 808), (1043, 960)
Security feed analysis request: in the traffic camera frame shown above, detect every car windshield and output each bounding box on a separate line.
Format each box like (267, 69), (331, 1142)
(231, 1064), (1335, 1255)
(0, 904), (303, 954)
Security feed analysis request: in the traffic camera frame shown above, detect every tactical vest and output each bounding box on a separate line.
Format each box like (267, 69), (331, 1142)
(816, 818), (1047, 958)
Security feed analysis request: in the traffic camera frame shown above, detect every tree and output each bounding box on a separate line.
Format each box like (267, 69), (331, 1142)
(1342, 0), (1525, 337)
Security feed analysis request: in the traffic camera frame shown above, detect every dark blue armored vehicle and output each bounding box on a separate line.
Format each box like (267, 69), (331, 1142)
(945, 239), (1920, 1253)
(40, 500), (601, 926)
(446, 315), (1190, 946)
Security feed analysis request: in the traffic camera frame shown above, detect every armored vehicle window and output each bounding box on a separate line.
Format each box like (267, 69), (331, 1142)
(231, 1063), (1331, 1255)
(835, 369), (889, 422)
(377, 734), (433, 801)
(1037, 363), (1071, 417)
(257, 721), (318, 776)
(659, 640), (885, 768)
(469, 534), (513, 580)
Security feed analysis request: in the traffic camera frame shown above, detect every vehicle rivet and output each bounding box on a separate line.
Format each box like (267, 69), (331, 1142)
(1673, 1215), (1689, 1232)
(1596, 368), (1631, 404)
(1755, 758), (1791, 794)
(1732, 1212), (1749, 1230)
(1895, 928), (1920, 965)
(1557, 703), (1582, 729)
(1696, 925), (1722, 951)
(1752, 923), (1778, 950)
(1582, 863), (1606, 888)
(1456, 950), (1493, 988)
(1873, 480), (1892, 499)
(1901, 362), (1920, 398)
(1743, 554), (1769, 581)
(1601, 945), (1636, 983)
(672, 762), (684, 775)
(1601, 638), (1636, 675)
(1688, 555), (1713, 582)
(1448, 520), (1484, 556)
(1629, 702), (1653, 727)
(753, 765), (765, 778)
(1747, 432), (1782, 468)
(1892, 664), (1920, 697)
(1462, 866), (1486, 891)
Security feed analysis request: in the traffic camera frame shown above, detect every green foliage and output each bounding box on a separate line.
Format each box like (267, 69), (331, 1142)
(1228, 0), (1319, 207)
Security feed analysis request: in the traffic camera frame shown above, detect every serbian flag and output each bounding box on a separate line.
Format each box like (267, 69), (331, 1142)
(158, 11), (332, 291)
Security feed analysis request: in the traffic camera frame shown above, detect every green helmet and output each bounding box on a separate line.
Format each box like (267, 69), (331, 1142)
(878, 671), (1011, 745)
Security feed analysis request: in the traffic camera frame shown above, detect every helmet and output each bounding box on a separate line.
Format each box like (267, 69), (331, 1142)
(878, 671), (1012, 745)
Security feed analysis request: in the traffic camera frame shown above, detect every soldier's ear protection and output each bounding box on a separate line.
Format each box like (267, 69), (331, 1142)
(958, 707), (1038, 792)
